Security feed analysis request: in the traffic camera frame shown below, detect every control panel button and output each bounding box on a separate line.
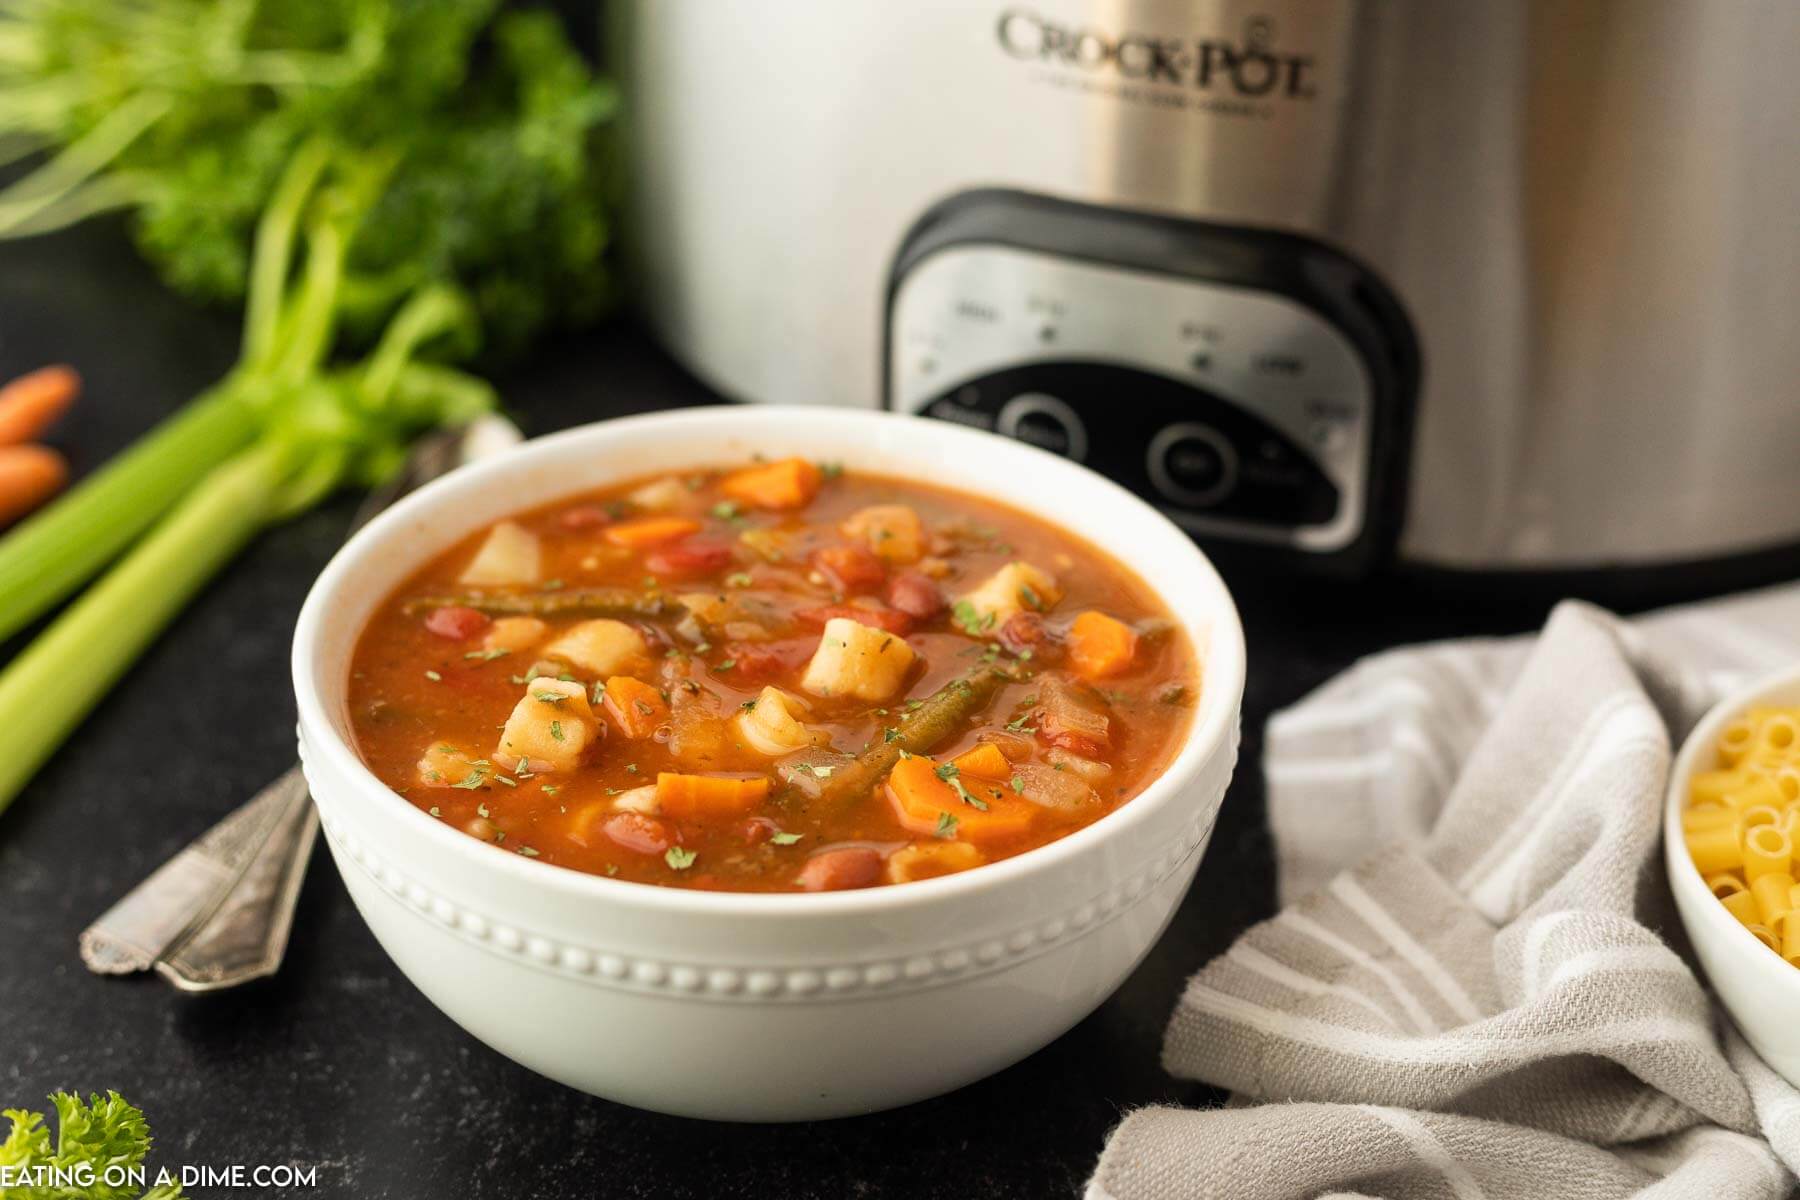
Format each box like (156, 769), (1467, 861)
(997, 393), (1089, 462)
(1148, 423), (1239, 508)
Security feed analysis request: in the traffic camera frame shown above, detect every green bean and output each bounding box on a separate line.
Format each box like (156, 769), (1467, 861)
(403, 589), (677, 619)
(806, 664), (1012, 812)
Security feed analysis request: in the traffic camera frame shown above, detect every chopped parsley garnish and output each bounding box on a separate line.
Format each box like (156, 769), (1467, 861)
(591, 680), (607, 705)
(711, 500), (741, 520)
(818, 460), (844, 479)
(517, 845), (540, 858)
(883, 727), (901, 743)
(725, 572), (753, 588)
(464, 647), (509, 661)
(770, 831), (803, 846)
(714, 659), (735, 671)
(454, 771), (488, 790)
(1010, 775), (1023, 793)
(428, 806), (442, 817)
(665, 847), (697, 870)
(533, 690), (567, 704)
(934, 762), (960, 782)
(934, 811), (958, 838)
(424, 669), (441, 681)
(549, 720), (565, 742)
(1019, 584), (1043, 611)
(476, 803), (491, 818)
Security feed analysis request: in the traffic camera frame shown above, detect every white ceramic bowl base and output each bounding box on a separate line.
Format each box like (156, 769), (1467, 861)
(294, 406), (1245, 1121)
(1666, 665), (1800, 1087)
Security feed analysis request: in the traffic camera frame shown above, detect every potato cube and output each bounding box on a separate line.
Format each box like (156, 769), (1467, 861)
(495, 678), (596, 773)
(954, 561), (1061, 631)
(416, 743), (478, 788)
(627, 476), (693, 513)
(543, 619), (648, 676)
(800, 617), (916, 702)
(842, 504), (925, 564)
(459, 521), (541, 586)
(484, 616), (547, 654)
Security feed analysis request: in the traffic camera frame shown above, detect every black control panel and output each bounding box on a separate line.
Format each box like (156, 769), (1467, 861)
(919, 361), (1339, 530)
(886, 190), (1418, 573)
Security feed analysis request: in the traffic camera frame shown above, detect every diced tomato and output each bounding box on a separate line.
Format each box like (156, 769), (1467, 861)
(645, 537), (735, 579)
(602, 812), (673, 856)
(793, 603), (914, 635)
(795, 846), (884, 892)
(424, 605), (490, 640)
(725, 638), (818, 682)
(812, 545), (886, 594)
(557, 503), (613, 530)
(885, 571), (944, 619)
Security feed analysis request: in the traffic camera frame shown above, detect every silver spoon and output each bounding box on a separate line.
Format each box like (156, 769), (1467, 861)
(79, 414), (523, 991)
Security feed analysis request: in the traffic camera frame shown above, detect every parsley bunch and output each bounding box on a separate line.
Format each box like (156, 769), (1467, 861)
(0, 1), (618, 813)
(1, 1091), (183, 1199)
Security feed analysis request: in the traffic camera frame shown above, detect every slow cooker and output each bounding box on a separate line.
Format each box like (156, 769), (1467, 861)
(615, 0), (1800, 576)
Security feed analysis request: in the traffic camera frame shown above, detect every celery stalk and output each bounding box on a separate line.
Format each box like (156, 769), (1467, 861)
(0, 384), (256, 641)
(0, 438), (288, 813)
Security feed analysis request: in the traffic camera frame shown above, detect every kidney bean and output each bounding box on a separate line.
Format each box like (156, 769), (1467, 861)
(812, 545), (886, 594)
(424, 605), (490, 640)
(885, 571), (943, 619)
(726, 638), (819, 682)
(739, 816), (780, 846)
(795, 846), (884, 892)
(997, 612), (1057, 657)
(602, 812), (673, 856)
(645, 537), (736, 578)
(793, 604), (914, 635)
(558, 503), (613, 530)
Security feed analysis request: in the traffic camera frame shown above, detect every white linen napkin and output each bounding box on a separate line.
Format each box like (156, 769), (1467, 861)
(1088, 584), (1800, 1200)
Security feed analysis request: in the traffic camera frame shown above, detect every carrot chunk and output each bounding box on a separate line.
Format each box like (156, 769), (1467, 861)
(884, 756), (1036, 846)
(0, 444), (67, 526)
(0, 366), (78, 445)
(605, 515), (704, 548)
(1067, 611), (1138, 680)
(950, 743), (1012, 781)
(656, 772), (771, 819)
(718, 458), (822, 511)
(602, 675), (669, 739)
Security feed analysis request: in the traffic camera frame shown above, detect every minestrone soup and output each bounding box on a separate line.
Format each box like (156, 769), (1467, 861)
(346, 459), (1198, 892)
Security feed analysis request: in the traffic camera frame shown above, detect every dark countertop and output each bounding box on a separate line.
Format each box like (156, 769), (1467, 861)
(0, 225), (1721, 1198)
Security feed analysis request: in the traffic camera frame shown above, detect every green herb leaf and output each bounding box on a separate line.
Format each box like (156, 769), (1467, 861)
(770, 831), (803, 846)
(934, 811), (958, 838)
(665, 846), (697, 870)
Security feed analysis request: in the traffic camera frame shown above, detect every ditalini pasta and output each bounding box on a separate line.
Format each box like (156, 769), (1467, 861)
(1685, 705), (1800, 965)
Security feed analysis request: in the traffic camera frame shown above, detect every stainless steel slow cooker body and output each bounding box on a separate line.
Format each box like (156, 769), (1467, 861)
(617, 0), (1800, 573)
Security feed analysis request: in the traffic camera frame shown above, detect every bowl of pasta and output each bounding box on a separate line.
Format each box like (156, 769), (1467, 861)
(1666, 663), (1800, 1085)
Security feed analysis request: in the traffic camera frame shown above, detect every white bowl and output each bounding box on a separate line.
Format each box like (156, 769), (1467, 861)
(292, 405), (1245, 1120)
(1665, 663), (1800, 1085)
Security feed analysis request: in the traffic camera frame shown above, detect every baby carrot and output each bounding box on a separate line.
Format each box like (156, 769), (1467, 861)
(0, 445), (69, 525)
(0, 366), (79, 445)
